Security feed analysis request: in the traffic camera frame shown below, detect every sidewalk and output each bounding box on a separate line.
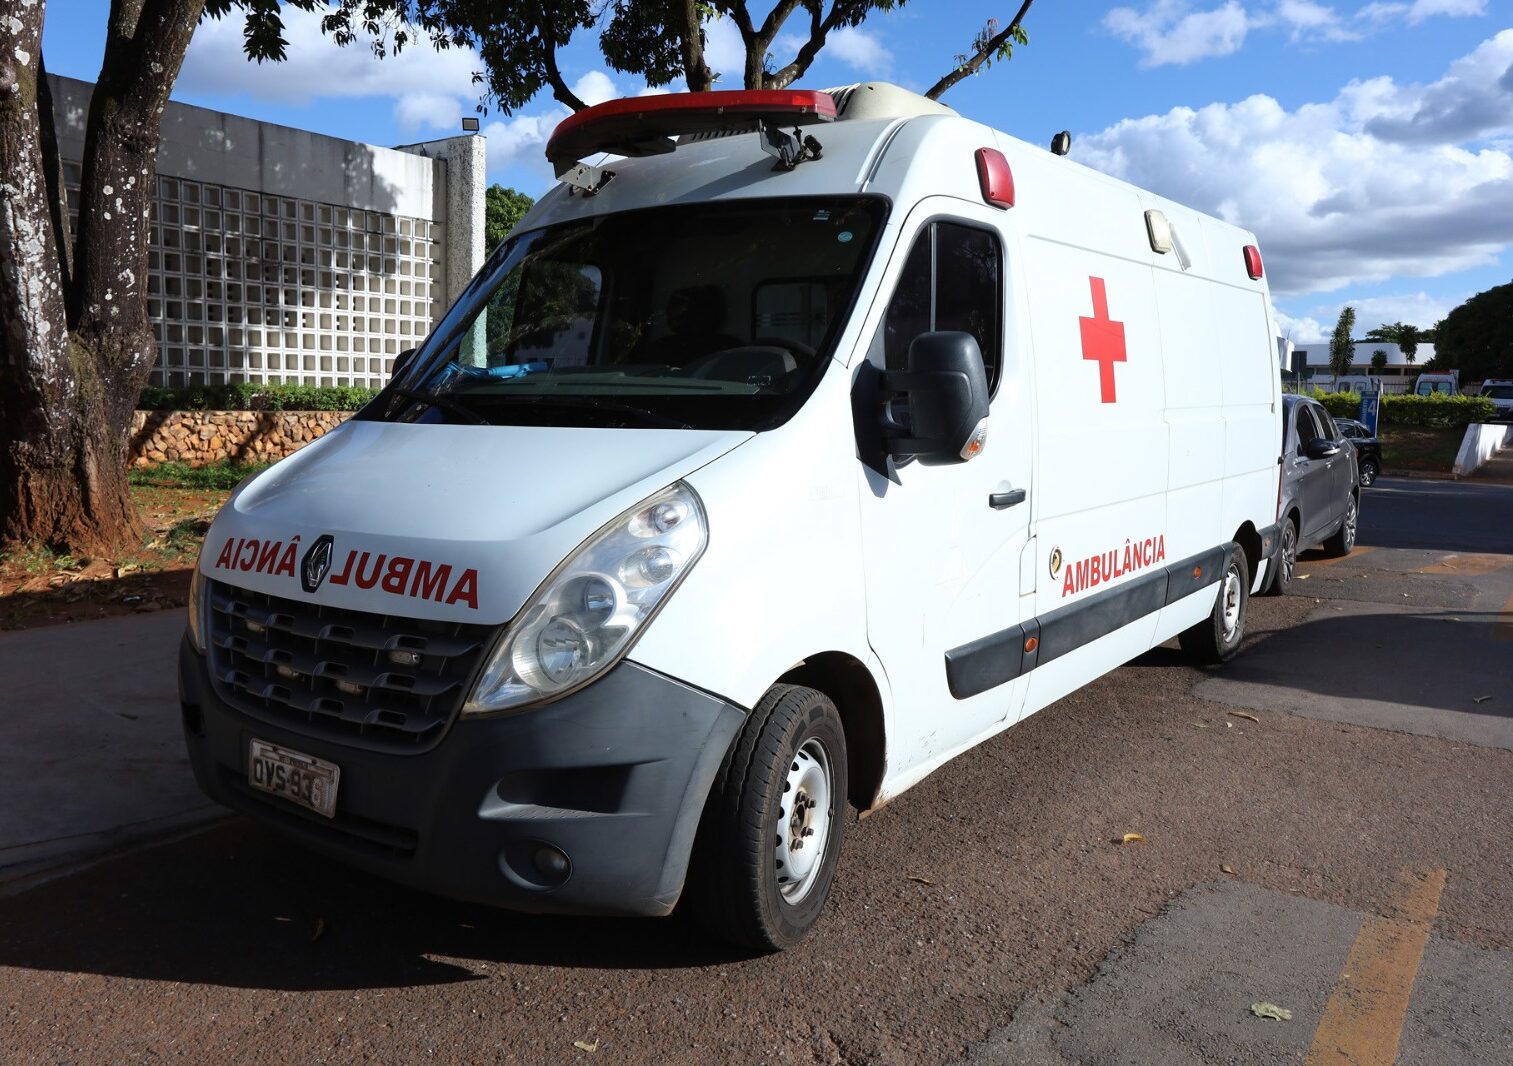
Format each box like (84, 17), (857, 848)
(0, 612), (224, 887)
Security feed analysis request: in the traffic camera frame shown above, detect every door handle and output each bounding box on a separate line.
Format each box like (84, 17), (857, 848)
(989, 488), (1026, 509)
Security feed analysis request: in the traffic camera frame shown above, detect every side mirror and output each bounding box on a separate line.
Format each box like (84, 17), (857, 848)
(1304, 438), (1340, 460)
(391, 347), (419, 381)
(881, 332), (991, 465)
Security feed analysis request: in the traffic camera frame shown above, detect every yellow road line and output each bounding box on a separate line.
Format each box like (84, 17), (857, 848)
(1303, 546), (1376, 568)
(1496, 588), (1513, 643)
(1306, 867), (1448, 1066)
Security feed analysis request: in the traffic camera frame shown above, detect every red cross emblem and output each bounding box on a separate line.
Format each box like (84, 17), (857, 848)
(1079, 277), (1127, 404)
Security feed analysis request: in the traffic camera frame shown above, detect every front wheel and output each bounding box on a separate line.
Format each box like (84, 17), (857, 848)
(686, 684), (848, 952)
(1358, 459), (1379, 487)
(1179, 547), (1250, 664)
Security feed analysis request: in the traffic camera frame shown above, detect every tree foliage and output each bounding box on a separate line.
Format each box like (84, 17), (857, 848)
(1363, 321), (1421, 363)
(1370, 349), (1388, 372)
(1432, 280), (1513, 384)
(1329, 306), (1356, 377)
(485, 185), (534, 248)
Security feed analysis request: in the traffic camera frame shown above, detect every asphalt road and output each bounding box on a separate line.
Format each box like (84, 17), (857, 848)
(2, 478), (1510, 1065)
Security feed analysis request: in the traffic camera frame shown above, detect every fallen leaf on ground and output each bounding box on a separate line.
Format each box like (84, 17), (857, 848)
(907, 875), (936, 885)
(1250, 1002), (1293, 1021)
(1473, 695), (1493, 704)
(1221, 864), (1238, 876)
(574, 1040), (600, 1053)
(1120, 832), (1145, 844)
(1296, 574), (1311, 580)
(1227, 711), (1261, 724)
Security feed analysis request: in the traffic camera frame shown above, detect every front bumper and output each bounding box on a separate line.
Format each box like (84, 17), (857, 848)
(179, 636), (745, 917)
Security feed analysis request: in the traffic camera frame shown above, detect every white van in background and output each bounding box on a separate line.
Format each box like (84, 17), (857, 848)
(180, 83), (1283, 950)
(1415, 371), (1460, 395)
(1479, 379), (1513, 420)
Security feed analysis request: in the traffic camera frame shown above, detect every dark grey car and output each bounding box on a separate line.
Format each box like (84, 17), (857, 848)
(1266, 395), (1359, 595)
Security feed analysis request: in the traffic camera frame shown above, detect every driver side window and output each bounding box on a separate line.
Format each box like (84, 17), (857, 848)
(1296, 406), (1324, 452)
(882, 221), (1003, 393)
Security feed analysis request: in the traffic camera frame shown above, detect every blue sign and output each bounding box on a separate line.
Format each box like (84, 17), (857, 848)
(1359, 390), (1380, 436)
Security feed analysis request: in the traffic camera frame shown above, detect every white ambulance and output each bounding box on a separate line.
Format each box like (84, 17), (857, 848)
(181, 83), (1283, 950)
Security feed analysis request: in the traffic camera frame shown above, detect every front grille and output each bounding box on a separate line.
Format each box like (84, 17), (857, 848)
(207, 580), (495, 752)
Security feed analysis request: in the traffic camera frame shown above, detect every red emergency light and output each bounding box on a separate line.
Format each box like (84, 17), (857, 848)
(1243, 244), (1263, 279)
(545, 90), (837, 171)
(975, 147), (1015, 209)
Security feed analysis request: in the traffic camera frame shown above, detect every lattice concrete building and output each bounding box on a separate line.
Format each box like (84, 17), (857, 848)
(49, 75), (486, 389)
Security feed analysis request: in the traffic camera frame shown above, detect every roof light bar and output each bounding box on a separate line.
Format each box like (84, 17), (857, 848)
(546, 90), (837, 175)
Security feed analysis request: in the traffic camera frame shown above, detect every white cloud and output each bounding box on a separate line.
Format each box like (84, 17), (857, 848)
(1273, 307), (1328, 341)
(1359, 0), (1485, 25)
(1104, 1), (1253, 67)
(824, 26), (894, 76)
(1279, 292), (1456, 340)
(394, 92), (470, 134)
(571, 70), (618, 108)
(1108, 0), (1489, 64)
(1275, 0), (1359, 42)
(702, 16), (748, 83)
(179, 9), (480, 108)
(1077, 32), (1513, 295)
(1353, 30), (1513, 144)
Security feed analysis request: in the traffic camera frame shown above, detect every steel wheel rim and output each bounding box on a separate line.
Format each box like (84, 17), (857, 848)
(774, 737), (833, 904)
(1281, 524), (1296, 585)
(1221, 565), (1243, 642)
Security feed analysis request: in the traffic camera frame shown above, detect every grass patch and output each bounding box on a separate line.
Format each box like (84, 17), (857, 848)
(129, 459), (272, 491)
(1379, 425), (1465, 472)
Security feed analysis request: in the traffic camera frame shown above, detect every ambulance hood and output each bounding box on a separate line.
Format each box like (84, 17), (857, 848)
(199, 420), (752, 625)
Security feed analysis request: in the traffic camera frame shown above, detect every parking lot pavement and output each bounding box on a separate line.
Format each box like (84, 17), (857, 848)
(0, 612), (222, 883)
(962, 878), (1513, 1066)
(0, 479), (1509, 1064)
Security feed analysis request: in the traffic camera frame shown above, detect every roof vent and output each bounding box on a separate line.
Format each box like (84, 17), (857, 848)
(819, 82), (958, 122)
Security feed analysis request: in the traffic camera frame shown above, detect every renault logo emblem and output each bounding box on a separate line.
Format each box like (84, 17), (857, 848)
(301, 534), (335, 593)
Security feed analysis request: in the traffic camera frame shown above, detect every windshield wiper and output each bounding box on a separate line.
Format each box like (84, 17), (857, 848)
(494, 395), (693, 430)
(387, 386), (491, 426)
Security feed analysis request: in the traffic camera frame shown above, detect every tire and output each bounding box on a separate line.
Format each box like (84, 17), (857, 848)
(1179, 547), (1250, 664)
(686, 684), (848, 952)
(1323, 492), (1358, 557)
(1358, 459), (1379, 487)
(1264, 516), (1297, 597)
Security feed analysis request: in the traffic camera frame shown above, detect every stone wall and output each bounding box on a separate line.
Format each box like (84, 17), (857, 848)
(130, 410), (353, 468)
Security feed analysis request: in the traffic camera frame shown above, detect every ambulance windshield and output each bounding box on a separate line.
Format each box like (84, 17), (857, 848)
(371, 196), (887, 431)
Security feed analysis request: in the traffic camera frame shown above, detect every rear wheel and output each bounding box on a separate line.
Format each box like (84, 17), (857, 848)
(1264, 517), (1297, 596)
(686, 684), (848, 952)
(1324, 493), (1358, 557)
(1179, 547), (1249, 664)
(1358, 459), (1379, 486)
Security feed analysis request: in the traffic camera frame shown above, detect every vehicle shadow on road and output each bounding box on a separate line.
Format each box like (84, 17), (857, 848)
(0, 820), (754, 991)
(1192, 606), (1512, 723)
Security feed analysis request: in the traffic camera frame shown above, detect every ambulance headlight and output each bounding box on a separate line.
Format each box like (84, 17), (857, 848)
(463, 482), (708, 715)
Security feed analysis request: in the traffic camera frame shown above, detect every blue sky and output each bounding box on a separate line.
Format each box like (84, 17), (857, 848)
(41, 0), (1513, 340)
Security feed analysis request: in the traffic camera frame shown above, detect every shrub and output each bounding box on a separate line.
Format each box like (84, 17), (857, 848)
(1306, 389), (1494, 428)
(138, 383), (379, 412)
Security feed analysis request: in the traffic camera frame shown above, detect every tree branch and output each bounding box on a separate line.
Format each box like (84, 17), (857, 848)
(765, 2), (842, 90)
(923, 0), (1035, 101)
(540, 30), (587, 110)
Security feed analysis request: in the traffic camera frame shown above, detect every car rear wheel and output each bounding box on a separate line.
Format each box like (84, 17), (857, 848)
(1264, 517), (1297, 597)
(1359, 459), (1379, 486)
(685, 684), (848, 952)
(1179, 547), (1249, 664)
(1324, 493), (1358, 557)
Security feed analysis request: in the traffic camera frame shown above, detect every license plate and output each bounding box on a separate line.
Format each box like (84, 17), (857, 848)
(248, 739), (340, 819)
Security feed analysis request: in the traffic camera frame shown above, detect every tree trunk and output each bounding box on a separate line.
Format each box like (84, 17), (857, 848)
(1, 0), (204, 554)
(0, 1), (133, 552)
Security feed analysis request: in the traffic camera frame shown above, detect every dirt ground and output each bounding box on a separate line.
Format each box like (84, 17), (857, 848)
(0, 485), (226, 631)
